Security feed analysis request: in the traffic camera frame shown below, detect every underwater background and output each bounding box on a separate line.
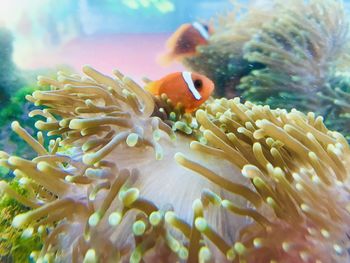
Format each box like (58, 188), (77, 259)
(0, 0), (232, 159)
(0, 0), (233, 79)
(1, 0), (350, 262)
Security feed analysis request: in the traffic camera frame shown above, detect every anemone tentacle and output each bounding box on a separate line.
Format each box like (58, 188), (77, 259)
(0, 67), (349, 262)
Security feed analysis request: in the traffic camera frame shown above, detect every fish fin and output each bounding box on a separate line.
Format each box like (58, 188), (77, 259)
(185, 107), (197, 113)
(144, 81), (159, 95)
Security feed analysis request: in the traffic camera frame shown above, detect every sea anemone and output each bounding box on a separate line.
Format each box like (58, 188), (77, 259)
(183, 0), (275, 97)
(183, 0), (350, 141)
(0, 66), (350, 262)
(0, 180), (42, 262)
(237, 0), (349, 112)
(318, 72), (350, 142)
(185, 0), (349, 105)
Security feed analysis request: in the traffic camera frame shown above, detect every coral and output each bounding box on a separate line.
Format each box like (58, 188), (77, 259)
(0, 28), (23, 105)
(0, 66), (75, 160)
(0, 86), (41, 160)
(0, 67), (349, 262)
(0, 180), (42, 262)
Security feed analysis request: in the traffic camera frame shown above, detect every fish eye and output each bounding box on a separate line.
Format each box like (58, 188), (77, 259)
(203, 24), (209, 32)
(194, 79), (203, 90)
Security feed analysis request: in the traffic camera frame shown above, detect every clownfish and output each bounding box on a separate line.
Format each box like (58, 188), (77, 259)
(145, 71), (214, 113)
(159, 22), (213, 65)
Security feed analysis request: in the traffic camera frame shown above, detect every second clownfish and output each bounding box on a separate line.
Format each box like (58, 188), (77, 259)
(159, 22), (213, 65)
(145, 71), (214, 113)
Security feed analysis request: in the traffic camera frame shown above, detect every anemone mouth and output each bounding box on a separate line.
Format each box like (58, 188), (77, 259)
(0, 66), (350, 262)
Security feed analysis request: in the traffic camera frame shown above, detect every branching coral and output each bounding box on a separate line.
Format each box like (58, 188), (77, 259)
(0, 67), (350, 262)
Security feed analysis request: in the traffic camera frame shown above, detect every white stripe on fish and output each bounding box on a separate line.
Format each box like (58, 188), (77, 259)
(182, 71), (202, 101)
(192, 22), (209, 40)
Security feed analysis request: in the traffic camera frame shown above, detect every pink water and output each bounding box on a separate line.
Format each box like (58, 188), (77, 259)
(20, 33), (184, 82)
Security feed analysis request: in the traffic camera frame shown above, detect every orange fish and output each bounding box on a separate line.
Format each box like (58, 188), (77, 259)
(159, 22), (212, 65)
(145, 71), (215, 113)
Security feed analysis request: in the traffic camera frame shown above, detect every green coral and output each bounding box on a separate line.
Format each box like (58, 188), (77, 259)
(0, 85), (40, 160)
(0, 86), (37, 126)
(0, 69), (71, 262)
(0, 180), (42, 262)
(0, 66), (73, 159)
(0, 28), (23, 105)
(0, 167), (10, 180)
